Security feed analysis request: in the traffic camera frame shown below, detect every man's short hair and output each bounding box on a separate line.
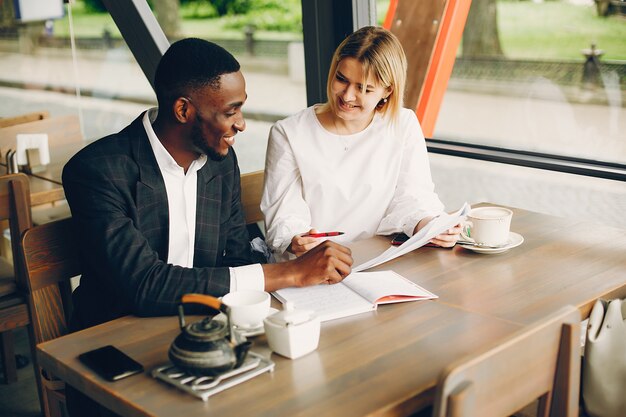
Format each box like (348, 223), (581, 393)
(154, 38), (240, 107)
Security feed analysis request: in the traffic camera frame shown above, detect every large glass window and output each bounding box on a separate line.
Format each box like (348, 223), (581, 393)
(149, 0), (306, 173)
(0, 1), (149, 141)
(436, 0), (625, 164)
(0, 0), (306, 175)
(378, 0), (626, 228)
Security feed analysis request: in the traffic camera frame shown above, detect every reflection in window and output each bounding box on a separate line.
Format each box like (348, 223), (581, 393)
(435, 0), (625, 165)
(431, 0), (626, 228)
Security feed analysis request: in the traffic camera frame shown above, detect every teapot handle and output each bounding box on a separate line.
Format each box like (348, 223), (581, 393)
(177, 293), (230, 329)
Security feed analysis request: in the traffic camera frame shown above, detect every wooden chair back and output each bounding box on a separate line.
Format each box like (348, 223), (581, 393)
(432, 305), (581, 417)
(18, 217), (81, 417)
(0, 111), (50, 128)
(0, 114), (83, 154)
(0, 173), (32, 384)
(20, 217), (80, 344)
(240, 170), (265, 225)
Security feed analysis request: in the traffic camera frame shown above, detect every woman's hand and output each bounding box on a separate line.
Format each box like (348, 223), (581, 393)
(414, 216), (463, 248)
(429, 223), (463, 248)
(288, 229), (324, 257)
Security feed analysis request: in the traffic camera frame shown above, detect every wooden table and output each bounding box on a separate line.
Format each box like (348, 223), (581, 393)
(36, 205), (626, 417)
(350, 204), (626, 324)
(27, 140), (90, 186)
(0, 140), (89, 206)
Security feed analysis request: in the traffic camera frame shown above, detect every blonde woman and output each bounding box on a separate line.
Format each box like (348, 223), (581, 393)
(261, 26), (461, 258)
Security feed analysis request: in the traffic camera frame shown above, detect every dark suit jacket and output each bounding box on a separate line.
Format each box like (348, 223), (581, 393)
(63, 113), (254, 329)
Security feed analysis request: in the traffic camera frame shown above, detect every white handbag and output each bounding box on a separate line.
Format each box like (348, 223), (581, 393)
(582, 298), (626, 417)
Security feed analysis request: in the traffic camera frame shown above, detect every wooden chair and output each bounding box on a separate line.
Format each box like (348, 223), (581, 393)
(0, 173), (32, 384)
(240, 170), (265, 225)
(240, 170), (265, 240)
(431, 305), (581, 417)
(0, 110), (49, 128)
(18, 217), (80, 417)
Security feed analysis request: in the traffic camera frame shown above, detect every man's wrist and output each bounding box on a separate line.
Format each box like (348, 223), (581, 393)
(261, 262), (298, 292)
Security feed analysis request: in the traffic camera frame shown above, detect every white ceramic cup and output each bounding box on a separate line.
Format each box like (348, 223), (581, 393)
(222, 290), (271, 328)
(462, 207), (513, 246)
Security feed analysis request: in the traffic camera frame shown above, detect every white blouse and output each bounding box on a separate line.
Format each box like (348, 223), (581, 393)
(261, 106), (444, 254)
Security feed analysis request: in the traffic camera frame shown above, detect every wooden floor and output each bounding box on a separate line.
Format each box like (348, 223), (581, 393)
(0, 327), (42, 417)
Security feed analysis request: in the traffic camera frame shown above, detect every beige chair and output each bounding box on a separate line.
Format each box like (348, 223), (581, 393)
(240, 170), (265, 243)
(0, 173), (32, 384)
(240, 170), (265, 225)
(432, 305), (581, 417)
(18, 217), (80, 417)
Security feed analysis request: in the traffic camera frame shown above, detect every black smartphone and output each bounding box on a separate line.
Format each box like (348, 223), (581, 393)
(390, 233), (409, 245)
(78, 345), (144, 382)
(391, 233), (440, 248)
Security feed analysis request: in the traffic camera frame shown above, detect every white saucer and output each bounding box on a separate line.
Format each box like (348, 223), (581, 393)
(458, 232), (524, 254)
(214, 308), (279, 337)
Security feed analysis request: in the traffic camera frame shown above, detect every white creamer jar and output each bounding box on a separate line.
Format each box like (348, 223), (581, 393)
(263, 302), (320, 359)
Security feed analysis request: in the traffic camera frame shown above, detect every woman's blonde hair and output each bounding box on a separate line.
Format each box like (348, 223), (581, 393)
(322, 26), (407, 122)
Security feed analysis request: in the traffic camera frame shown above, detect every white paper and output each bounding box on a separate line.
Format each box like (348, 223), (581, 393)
(343, 271), (437, 305)
(273, 281), (373, 322)
(353, 203), (472, 272)
(16, 133), (50, 166)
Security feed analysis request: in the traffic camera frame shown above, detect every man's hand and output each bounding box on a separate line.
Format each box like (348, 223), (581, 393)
(291, 241), (353, 286)
(262, 241), (353, 291)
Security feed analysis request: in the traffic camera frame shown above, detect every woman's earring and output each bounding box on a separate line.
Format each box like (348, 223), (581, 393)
(377, 97), (388, 107)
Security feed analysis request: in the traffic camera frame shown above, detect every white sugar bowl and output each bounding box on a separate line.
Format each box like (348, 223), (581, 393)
(263, 302), (320, 359)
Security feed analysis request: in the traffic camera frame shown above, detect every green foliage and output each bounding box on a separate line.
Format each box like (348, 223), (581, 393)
(180, 1), (218, 19)
(221, 0), (302, 32)
(497, 0), (626, 60)
(82, 0), (107, 13)
(211, 0), (252, 16)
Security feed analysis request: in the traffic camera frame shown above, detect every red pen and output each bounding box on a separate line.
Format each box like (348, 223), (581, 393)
(303, 232), (345, 238)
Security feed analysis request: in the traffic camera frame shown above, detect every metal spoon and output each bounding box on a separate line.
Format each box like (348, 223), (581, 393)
(457, 240), (510, 249)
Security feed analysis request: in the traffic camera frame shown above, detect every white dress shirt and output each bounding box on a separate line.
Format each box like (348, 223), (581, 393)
(261, 106), (444, 254)
(143, 109), (264, 291)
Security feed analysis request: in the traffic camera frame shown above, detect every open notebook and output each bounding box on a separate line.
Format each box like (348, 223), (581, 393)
(273, 271), (437, 322)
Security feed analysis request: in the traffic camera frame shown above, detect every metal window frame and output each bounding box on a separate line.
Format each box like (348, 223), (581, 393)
(427, 139), (626, 182)
(101, 0), (169, 90)
(301, 0), (376, 106)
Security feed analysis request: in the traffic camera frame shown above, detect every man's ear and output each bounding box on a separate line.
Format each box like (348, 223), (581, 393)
(173, 97), (192, 124)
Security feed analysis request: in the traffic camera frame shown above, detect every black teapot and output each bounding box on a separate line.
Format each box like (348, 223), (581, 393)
(168, 294), (251, 376)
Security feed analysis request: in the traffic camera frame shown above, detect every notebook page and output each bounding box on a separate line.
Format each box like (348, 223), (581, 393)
(273, 283), (375, 322)
(343, 271), (438, 305)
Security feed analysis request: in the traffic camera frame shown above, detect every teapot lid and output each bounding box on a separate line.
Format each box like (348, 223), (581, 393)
(266, 302), (316, 327)
(185, 317), (229, 342)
